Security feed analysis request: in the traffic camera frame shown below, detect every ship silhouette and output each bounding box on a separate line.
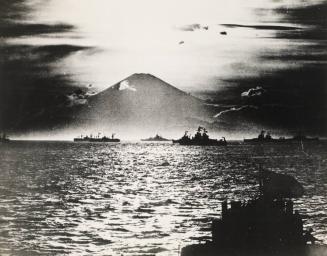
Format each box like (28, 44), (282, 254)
(290, 133), (319, 142)
(173, 127), (227, 146)
(141, 134), (170, 141)
(244, 131), (319, 144)
(73, 133), (120, 142)
(181, 169), (327, 256)
(0, 133), (10, 143)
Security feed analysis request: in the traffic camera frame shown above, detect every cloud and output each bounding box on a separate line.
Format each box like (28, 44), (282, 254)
(214, 105), (258, 118)
(177, 23), (208, 32)
(212, 103), (327, 136)
(241, 86), (266, 98)
(263, 2), (327, 41)
(31, 44), (91, 63)
(118, 80), (137, 92)
(0, 23), (75, 38)
(0, 0), (30, 21)
(220, 23), (299, 30)
(66, 89), (89, 107)
(0, 43), (93, 130)
(275, 2), (327, 27)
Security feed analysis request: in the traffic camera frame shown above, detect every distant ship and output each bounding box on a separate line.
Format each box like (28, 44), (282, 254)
(73, 133), (120, 142)
(290, 134), (319, 142)
(244, 131), (319, 144)
(244, 130), (286, 143)
(0, 133), (10, 143)
(173, 127), (227, 146)
(141, 134), (170, 141)
(181, 169), (326, 256)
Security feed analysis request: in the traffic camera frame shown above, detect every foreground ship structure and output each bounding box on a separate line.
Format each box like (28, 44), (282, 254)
(181, 170), (327, 256)
(173, 127), (227, 146)
(73, 133), (120, 142)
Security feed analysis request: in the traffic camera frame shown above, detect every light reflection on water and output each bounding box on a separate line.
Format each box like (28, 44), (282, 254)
(0, 141), (326, 255)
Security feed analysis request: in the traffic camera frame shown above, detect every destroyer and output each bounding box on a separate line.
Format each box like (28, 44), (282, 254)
(244, 130), (286, 143)
(244, 131), (319, 144)
(173, 127), (227, 146)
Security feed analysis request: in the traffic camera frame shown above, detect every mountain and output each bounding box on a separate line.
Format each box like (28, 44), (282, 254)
(69, 73), (214, 136)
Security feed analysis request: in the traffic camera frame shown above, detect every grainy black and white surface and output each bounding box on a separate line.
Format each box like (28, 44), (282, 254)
(0, 1), (326, 255)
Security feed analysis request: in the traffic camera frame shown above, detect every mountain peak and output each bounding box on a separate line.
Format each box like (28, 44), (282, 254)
(100, 73), (188, 96)
(130, 72), (153, 77)
(59, 73), (212, 135)
(127, 73), (158, 81)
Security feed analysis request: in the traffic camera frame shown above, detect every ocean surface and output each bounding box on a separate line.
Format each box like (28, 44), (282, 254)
(0, 141), (326, 256)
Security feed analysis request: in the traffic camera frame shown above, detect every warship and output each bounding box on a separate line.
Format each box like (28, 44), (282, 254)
(141, 134), (170, 141)
(73, 133), (120, 142)
(173, 127), (227, 146)
(0, 133), (10, 143)
(181, 169), (327, 256)
(290, 134), (319, 142)
(244, 131), (319, 144)
(244, 131), (286, 144)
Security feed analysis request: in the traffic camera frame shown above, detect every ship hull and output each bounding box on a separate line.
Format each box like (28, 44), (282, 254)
(73, 138), (120, 142)
(181, 243), (327, 256)
(243, 138), (287, 144)
(141, 139), (170, 142)
(243, 138), (319, 144)
(173, 140), (227, 146)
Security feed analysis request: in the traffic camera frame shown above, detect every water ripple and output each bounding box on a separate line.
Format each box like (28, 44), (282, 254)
(0, 141), (326, 255)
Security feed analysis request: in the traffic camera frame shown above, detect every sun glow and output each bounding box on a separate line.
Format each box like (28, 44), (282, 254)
(11, 0), (311, 92)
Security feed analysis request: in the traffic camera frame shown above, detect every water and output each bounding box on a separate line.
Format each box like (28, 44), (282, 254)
(0, 141), (326, 255)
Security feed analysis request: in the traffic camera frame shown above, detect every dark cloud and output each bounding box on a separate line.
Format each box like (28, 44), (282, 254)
(199, 63), (327, 136)
(274, 28), (327, 40)
(0, 0), (94, 133)
(0, 0), (30, 20)
(268, 2), (327, 41)
(220, 24), (299, 30)
(0, 23), (75, 38)
(65, 89), (97, 108)
(220, 22), (326, 41)
(0, 44), (92, 131)
(66, 94), (88, 107)
(32, 44), (91, 62)
(275, 2), (327, 27)
(219, 104), (326, 136)
(262, 52), (327, 62)
(202, 2), (327, 136)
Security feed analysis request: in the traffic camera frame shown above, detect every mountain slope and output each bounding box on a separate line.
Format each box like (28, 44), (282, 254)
(73, 73), (211, 133)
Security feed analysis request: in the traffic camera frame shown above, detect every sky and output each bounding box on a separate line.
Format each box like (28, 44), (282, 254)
(0, 0), (326, 138)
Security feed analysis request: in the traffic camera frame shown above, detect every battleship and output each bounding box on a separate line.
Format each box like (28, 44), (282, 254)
(141, 134), (170, 141)
(244, 131), (319, 144)
(244, 130), (286, 143)
(181, 169), (327, 256)
(173, 127), (227, 146)
(73, 133), (120, 142)
(0, 133), (10, 143)
(290, 134), (319, 142)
